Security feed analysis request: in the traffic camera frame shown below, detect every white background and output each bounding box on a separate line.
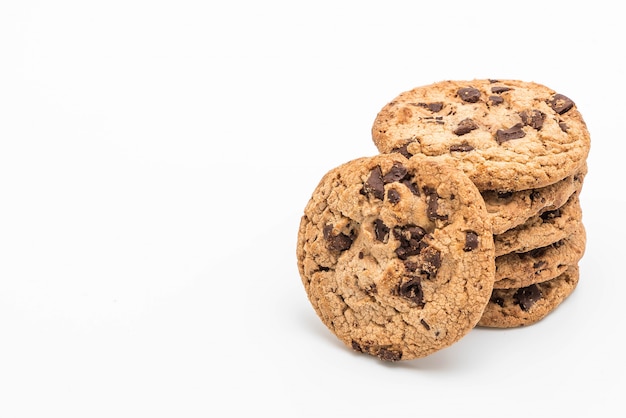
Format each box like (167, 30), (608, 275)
(0, 1), (623, 417)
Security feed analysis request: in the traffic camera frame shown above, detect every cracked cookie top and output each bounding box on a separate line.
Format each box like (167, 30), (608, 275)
(372, 79), (590, 191)
(296, 153), (495, 360)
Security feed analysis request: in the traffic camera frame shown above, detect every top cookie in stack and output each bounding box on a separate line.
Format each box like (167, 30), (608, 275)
(371, 79), (590, 194)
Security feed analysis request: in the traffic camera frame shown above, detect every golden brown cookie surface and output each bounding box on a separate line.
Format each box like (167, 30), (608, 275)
(372, 79), (590, 191)
(297, 154), (495, 360)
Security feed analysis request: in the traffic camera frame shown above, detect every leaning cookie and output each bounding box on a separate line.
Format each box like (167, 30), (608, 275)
(478, 265), (580, 328)
(494, 193), (582, 257)
(297, 153), (495, 361)
(494, 223), (586, 289)
(484, 163), (586, 235)
(372, 79), (590, 191)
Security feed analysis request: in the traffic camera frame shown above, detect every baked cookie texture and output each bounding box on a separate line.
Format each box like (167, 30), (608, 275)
(494, 223), (586, 289)
(494, 193), (582, 257)
(297, 78), (590, 357)
(372, 79), (590, 191)
(297, 154), (495, 360)
(478, 265), (580, 328)
(484, 163), (586, 235)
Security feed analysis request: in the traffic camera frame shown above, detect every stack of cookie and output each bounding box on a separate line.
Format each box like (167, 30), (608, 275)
(371, 79), (590, 329)
(297, 79), (590, 361)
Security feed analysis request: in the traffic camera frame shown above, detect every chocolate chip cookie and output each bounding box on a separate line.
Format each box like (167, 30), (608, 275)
(494, 194), (582, 257)
(372, 79), (590, 191)
(297, 153), (495, 360)
(484, 163), (586, 235)
(478, 265), (580, 328)
(494, 223), (586, 289)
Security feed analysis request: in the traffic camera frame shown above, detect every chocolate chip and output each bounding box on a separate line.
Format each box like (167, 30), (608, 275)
(391, 143), (413, 158)
(421, 247), (442, 277)
(491, 296), (505, 307)
(387, 189), (401, 204)
(519, 109), (546, 130)
(425, 189), (448, 221)
(351, 340), (365, 353)
(453, 118), (478, 136)
(463, 231), (479, 252)
(495, 123), (526, 144)
(401, 179), (420, 196)
(420, 319), (431, 330)
(548, 94), (575, 114)
(404, 260), (418, 272)
(383, 162), (408, 183)
(377, 347), (402, 362)
(514, 284), (542, 311)
(450, 143), (475, 152)
(398, 277), (424, 306)
(540, 208), (561, 221)
(489, 95), (504, 105)
(323, 224), (354, 252)
(458, 87), (481, 103)
(393, 225), (427, 259)
(415, 102), (444, 112)
(491, 86), (512, 93)
(362, 166), (384, 200)
(374, 219), (390, 242)
(559, 122), (569, 132)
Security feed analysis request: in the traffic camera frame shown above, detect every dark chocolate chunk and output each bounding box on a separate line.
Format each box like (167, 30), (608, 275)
(373, 219), (390, 242)
(540, 208), (561, 221)
(495, 123), (526, 144)
(458, 87), (481, 103)
(351, 340), (365, 353)
(404, 260), (418, 272)
(491, 296), (505, 307)
(383, 162), (408, 183)
(387, 189), (401, 204)
(377, 347), (402, 362)
(398, 277), (424, 307)
(514, 284), (542, 311)
(425, 190), (448, 221)
(463, 231), (479, 252)
(415, 102), (444, 112)
(323, 224), (354, 252)
(362, 166), (385, 200)
(391, 143), (413, 158)
(453, 118), (479, 136)
(559, 122), (569, 132)
(420, 319), (431, 330)
(548, 94), (575, 114)
(491, 86), (512, 93)
(519, 109), (546, 130)
(401, 179), (420, 196)
(393, 225), (427, 259)
(421, 247), (442, 277)
(450, 143), (475, 152)
(489, 95), (504, 105)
